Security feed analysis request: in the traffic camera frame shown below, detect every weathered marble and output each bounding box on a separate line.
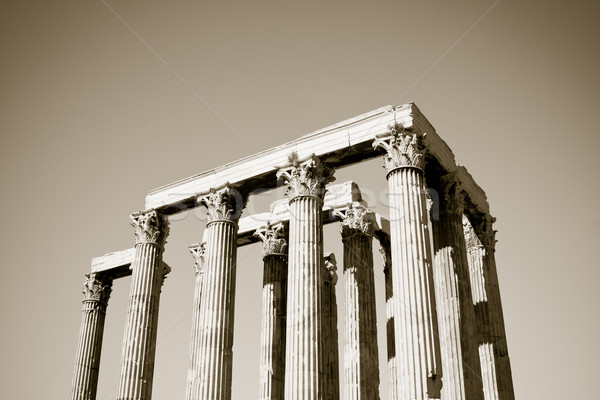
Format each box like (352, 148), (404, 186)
(117, 210), (170, 400)
(277, 154), (334, 400)
(192, 185), (246, 400)
(185, 242), (207, 400)
(322, 252), (340, 400)
(431, 174), (483, 400)
(255, 223), (288, 400)
(70, 273), (113, 400)
(379, 240), (398, 400)
(373, 125), (442, 399)
(333, 204), (380, 400)
(464, 216), (514, 400)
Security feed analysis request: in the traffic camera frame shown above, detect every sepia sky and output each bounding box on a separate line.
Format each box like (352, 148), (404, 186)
(1, 1), (598, 399)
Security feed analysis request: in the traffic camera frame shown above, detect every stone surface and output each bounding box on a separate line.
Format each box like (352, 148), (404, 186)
(145, 103), (489, 217)
(192, 185), (246, 400)
(185, 242), (206, 400)
(333, 204), (380, 400)
(117, 210), (170, 400)
(322, 252), (340, 400)
(431, 175), (483, 400)
(463, 216), (515, 400)
(255, 223), (288, 400)
(278, 155), (334, 400)
(374, 128), (442, 400)
(70, 273), (112, 400)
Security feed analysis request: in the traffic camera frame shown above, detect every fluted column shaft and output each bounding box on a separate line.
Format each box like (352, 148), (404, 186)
(186, 243), (206, 400)
(71, 273), (113, 400)
(196, 220), (238, 400)
(117, 210), (169, 400)
(380, 243), (398, 400)
(322, 253), (340, 400)
(193, 185), (245, 400)
(375, 128), (442, 400)
(431, 183), (483, 400)
(334, 205), (379, 400)
(277, 154), (334, 400)
(464, 217), (514, 400)
(261, 254), (288, 400)
(255, 223), (289, 400)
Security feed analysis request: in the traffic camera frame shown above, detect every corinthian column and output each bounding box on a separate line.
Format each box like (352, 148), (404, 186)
(117, 210), (169, 400)
(71, 273), (113, 400)
(186, 242), (206, 400)
(333, 204), (380, 400)
(431, 175), (483, 400)
(379, 240), (398, 400)
(277, 153), (335, 400)
(254, 222), (288, 400)
(193, 185), (246, 400)
(373, 125), (442, 399)
(322, 252), (340, 400)
(464, 216), (514, 400)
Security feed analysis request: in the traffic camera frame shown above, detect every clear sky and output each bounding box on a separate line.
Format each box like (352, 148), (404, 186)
(1, 1), (598, 399)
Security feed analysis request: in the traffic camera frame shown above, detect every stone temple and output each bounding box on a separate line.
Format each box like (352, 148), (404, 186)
(70, 103), (515, 400)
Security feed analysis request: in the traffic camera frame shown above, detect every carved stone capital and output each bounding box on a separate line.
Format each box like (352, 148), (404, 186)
(189, 242), (206, 275)
(332, 203), (374, 238)
(463, 214), (497, 249)
(379, 245), (391, 273)
(440, 173), (465, 215)
(324, 252), (338, 285)
(276, 153), (335, 200)
(198, 184), (247, 222)
(254, 222), (288, 257)
(82, 273), (112, 305)
(372, 123), (425, 172)
(131, 209), (169, 247)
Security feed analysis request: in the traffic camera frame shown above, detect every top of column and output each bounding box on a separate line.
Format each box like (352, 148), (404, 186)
(276, 153), (335, 201)
(254, 222), (288, 257)
(372, 123), (425, 175)
(130, 209), (169, 248)
(198, 183), (247, 223)
(332, 202), (375, 239)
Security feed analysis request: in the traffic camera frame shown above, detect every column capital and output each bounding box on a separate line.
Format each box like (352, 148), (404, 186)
(324, 252), (338, 285)
(440, 173), (465, 215)
(464, 214), (497, 249)
(372, 123), (425, 173)
(82, 273), (112, 305)
(333, 202), (375, 238)
(276, 153), (335, 200)
(189, 242), (206, 275)
(130, 209), (169, 247)
(198, 184), (247, 223)
(254, 222), (288, 257)
(379, 245), (392, 273)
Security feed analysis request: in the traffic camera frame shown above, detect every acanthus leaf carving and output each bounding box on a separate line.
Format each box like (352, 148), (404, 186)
(332, 202), (375, 238)
(189, 242), (206, 275)
(82, 273), (113, 304)
(198, 184), (246, 222)
(324, 252), (338, 285)
(463, 214), (497, 250)
(440, 173), (465, 215)
(276, 153), (335, 200)
(254, 222), (288, 257)
(372, 123), (425, 172)
(131, 209), (169, 246)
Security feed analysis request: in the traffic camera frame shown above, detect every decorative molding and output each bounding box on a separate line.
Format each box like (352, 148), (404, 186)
(379, 245), (391, 273)
(189, 243), (206, 275)
(131, 209), (169, 246)
(276, 153), (335, 200)
(324, 252), (338, 285)
(198, 184), (246, 222)
(254, 222), (288, 257)
(82, 273), (112, 304)
(372, 123), (425, 172)
(332, 203), (375, 238)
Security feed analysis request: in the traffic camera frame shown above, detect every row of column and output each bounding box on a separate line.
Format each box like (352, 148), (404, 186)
(71, 128), (514, 400)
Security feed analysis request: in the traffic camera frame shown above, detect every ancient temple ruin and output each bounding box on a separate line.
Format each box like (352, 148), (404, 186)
(70, 103), (515, 400)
